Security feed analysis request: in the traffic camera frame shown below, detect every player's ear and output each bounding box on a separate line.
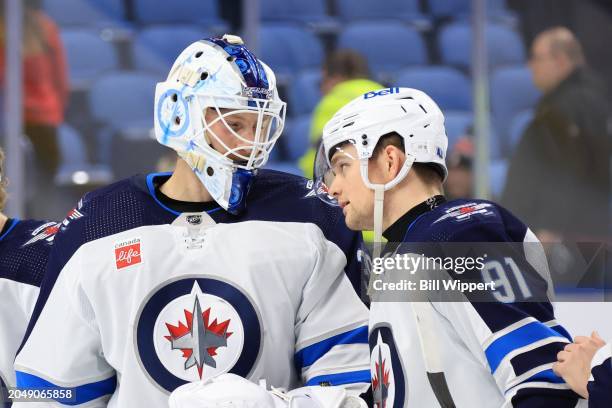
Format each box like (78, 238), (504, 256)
(384, 145), (404, 181)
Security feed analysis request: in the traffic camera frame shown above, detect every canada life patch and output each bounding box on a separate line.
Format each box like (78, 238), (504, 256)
(114, 238), (142, 269)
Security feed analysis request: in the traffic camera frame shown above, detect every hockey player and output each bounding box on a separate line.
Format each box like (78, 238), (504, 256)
(314, 87), (579, 407)
(0, 148), (58, 406)
(13, 36), (369, 406)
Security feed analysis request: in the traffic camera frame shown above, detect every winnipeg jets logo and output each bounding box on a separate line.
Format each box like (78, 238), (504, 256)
(372, 333), (392, 408)
(433, 202), (495, 224)
(369, 325), (405, 408)
(23, 222), (59, 246)
(165, 295), (232, 378)
(136, 277), (262, 393)
(304, 179), (335, 202)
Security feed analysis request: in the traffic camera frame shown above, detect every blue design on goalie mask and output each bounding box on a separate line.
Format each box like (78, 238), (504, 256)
(228, 168), (254, 214)
(156, 88), (190, 144)
(205, 38), (270, 99)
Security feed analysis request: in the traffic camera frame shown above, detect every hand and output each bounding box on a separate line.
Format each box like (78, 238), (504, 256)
(552, 331), (606, 399)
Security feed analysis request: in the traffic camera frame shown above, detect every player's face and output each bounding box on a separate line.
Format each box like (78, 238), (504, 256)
(327, 144), (376, 230)
(204, 108), (271, 163)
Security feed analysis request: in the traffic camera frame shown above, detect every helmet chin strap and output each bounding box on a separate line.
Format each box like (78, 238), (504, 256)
(361, 155), (416, 259)
(373, 185), (385, 259)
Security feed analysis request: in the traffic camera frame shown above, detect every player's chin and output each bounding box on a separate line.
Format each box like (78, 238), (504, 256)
(344, 211), (368, 232)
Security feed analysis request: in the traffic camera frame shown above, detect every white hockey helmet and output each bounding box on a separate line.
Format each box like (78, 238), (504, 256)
(313, 87), (447, 254)
(314, 87), (448, 203)
(154, 34), (286, 214)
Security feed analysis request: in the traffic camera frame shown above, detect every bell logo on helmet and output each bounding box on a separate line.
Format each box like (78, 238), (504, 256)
(363, 87), (400, 100)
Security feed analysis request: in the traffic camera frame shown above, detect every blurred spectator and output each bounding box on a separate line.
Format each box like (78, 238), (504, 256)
(0, 0), (68, 218)
(501, 27), (610, 240)
(298, 50), (382, 178)
(446, 136), (474, 200)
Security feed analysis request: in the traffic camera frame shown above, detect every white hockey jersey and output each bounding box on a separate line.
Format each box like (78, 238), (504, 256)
(369, 197), (578, 408)
(14, 218), (369, 407)
(0, 219), (57, 404)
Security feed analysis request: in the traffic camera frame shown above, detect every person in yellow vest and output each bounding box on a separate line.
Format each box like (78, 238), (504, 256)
(299, 50), (382, 178)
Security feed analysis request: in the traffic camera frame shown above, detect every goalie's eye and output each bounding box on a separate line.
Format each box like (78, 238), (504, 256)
(227, 121), (241, 130)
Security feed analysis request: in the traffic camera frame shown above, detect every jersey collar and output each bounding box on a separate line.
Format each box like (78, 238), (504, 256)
(382, 195), (446, 242)
(0, 218), (19, 241)
(145, 173), (221, 216)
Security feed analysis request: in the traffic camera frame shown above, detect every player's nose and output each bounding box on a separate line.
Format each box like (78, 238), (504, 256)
(328, 178), (341, 198)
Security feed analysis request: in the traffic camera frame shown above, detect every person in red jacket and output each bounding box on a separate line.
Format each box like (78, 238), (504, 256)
(0, 0), (68, 217)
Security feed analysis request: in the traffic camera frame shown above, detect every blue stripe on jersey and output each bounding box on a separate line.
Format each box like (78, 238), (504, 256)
(294, 325), (368, 369)
(486, 322), (566, 373)
(551, 325), (572, 342)
(15, 371), (116, 406)
(522, 368), (566, 384)
(305, 370), (371, 387)
(0, 218), (19, 241)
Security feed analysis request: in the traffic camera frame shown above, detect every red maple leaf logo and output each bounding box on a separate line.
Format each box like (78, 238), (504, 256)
(43, 224), (60, 236)
(164, 306), (232, 378)
(460, 206), (476, 214)
(372, 358), (391, 408)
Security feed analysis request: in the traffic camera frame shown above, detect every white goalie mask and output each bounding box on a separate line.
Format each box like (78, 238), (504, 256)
(154, 34), (286, 214)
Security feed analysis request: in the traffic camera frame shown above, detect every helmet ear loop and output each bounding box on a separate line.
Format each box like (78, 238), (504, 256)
(359, 159), (385, 260)
(359, 153), (415, 260)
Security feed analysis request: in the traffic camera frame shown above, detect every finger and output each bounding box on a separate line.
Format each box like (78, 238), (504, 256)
(564, 343), (578, 353)
(574, 336), (590, 344)
(552, 362), (562, 375)
(557, 350), (569, 362)
(592, 331), (606, 348)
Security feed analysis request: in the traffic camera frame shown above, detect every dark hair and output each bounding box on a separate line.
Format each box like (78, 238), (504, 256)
(323, 49), (370, 79)
(373, 132), (444, 183)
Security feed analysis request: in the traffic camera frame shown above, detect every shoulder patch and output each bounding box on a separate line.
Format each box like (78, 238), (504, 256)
(22, 222), (60, 246)
(433, 202), (496, 225)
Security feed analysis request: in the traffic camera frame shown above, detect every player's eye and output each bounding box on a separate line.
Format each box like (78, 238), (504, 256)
(339, 162), (350, 175)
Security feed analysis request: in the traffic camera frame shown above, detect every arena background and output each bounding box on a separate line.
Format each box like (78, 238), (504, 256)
(1, 0), (611, 368)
